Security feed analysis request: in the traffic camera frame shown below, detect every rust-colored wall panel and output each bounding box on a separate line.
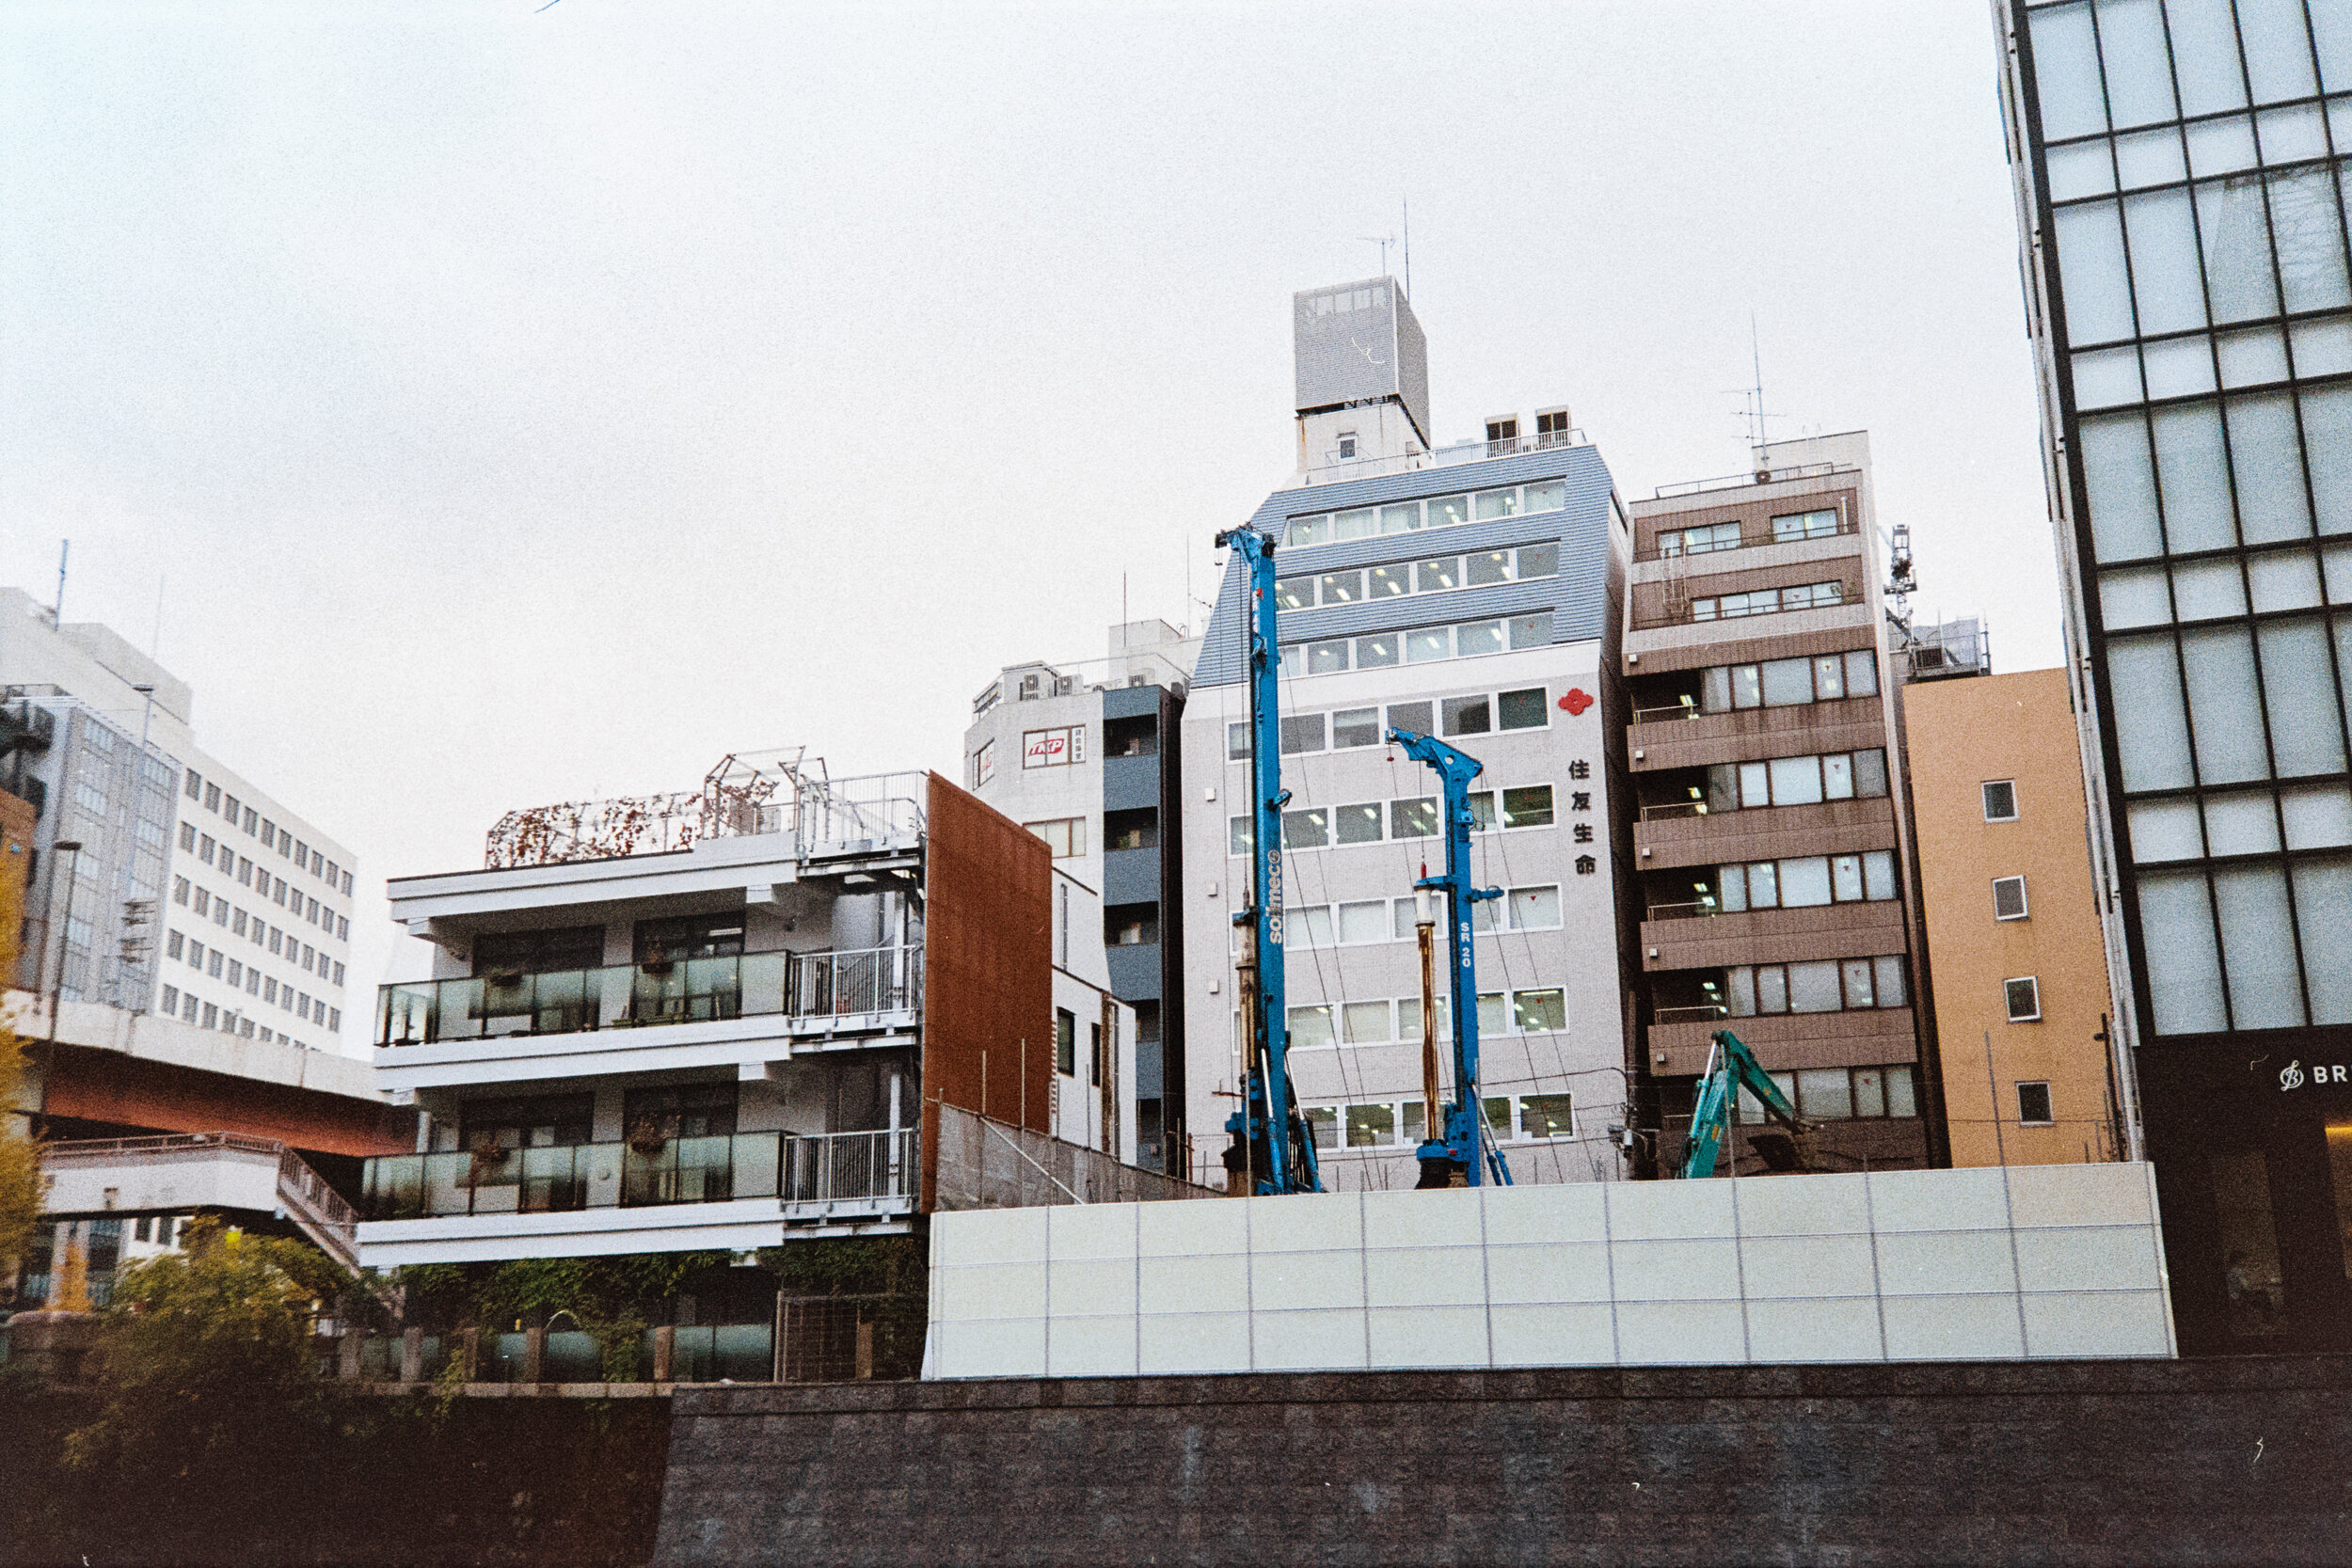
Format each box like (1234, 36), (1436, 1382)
(919, 773), (1051, 1210)
(40, 1043), (415, 1158)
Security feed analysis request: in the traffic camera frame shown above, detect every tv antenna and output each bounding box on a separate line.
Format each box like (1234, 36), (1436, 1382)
(1359, 232), (1396, 279)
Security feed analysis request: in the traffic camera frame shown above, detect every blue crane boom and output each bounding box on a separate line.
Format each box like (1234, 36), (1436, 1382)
(1680, 1028), (1812, 1179)
(1387, 727), (1513, 1189)
(1216, 525), (1320, 1196)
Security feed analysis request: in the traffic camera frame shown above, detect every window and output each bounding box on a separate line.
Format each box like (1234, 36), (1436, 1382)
(1052, 1008), (1076, 1075)
(2006, 976), (2043, 1022)
(974, 740), (996, 787)
(172, 877), (189, 906)
(1391, 799), (1439, 839)
(223, 792), (241, 822)
(1022, 726), (1085, 768)
(1497, 689), (1547, 730)
(193, 889), (210, 917)
(1513, 990), (1566, 1032)
(333, 961), (345, 986)
(1520, 1095), (1574, 1139)
(2016, 1081), (2055, 1125)
(184, 769), (202, 800)
(1025, 817), (1087, 859)
(177, 821), (196, 851)
(1507, 886), (1562, 929)
(1993, 876), (2030, 920)
(1982, 780), (2019, 821)
(204, 783), (220, 812)
(1502, 786), (1554, 829)
(1279, 715), (1327, 754)
(1701, 649), (1877, 712)
(1331, 707), (1381, 748)
(1441, 695), (1490, 736)
(166, 931), (183, 960)
(1659, 521), (1743, 558)
(237, 857), (253, 886)
(1287, 1006), (1335, 1050)
(1771, 508), (1840, 542)
(1346, 1103), (1394, 1148)
(1281, 808), (1327, 848)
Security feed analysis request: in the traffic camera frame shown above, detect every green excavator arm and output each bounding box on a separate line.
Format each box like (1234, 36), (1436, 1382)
(1679, 1028), (1812, 1179)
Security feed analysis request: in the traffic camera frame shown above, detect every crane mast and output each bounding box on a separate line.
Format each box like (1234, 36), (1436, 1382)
(1217, 526), (1320, 1196)
(1388, 727), (1513, 1188)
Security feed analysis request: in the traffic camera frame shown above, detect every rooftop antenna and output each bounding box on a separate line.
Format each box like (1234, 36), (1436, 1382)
(1402, 198), (1411, 298)
(1359, 231), (1395, 279)
(1724, 316), (1781, 479)
(48, 540), (68, 629)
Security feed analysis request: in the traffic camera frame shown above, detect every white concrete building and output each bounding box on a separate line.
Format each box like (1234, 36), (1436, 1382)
(358, 754), (1134, 1270)
(963, 619), (1194, 1174)
(1177, 277), (1637, 1192)
(0, 587), (357, 1053)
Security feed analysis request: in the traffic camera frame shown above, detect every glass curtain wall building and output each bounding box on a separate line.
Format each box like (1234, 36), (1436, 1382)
(1994, 0), (2352, 1351)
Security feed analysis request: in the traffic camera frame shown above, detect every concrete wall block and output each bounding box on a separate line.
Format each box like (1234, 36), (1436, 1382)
(1484, 1241), (1613, 1306)
(2006, 1162), (2155, 1229)
(936, 1261), (1047, 1322)
(1249, 1249), (1364, 1311)
(1363, 1244), (1486, 1308)
(1136, 1312), (1249, 1375)
(1881, 1294), (2026, 1361)
(1047, 1258), (1136, 1318)
(1482, 1181), (1607, 1245)
(1488, 1302), (1616, 1367)
(1874, 1229), (2019, 1295)
(2021, 1291), (2173, 1358)
(1136, 1252), (1246, 1311)
(1614, 1300), (1745, 1363)
(1743, 1296), (1884, 1363)
(1610, 1238), (1740, 1301)
(1137, 1196), (1246, 1256)
(1247, 1191), (1360, 1254)
(1867, 1166), (2010, 1232)
(1251, 1307), (1369, 1371)
(934, 1206), (1047, 1268)
(1365, 1305), (1490, 1370)
(1359, 1184), (1482, 1248)
(1734, 1171), (1870, 1236)
(1607, 1176), (1736, 1240)
(1044, 1314), (1138, 1378)
(1737, 1233), (1877, 1299)
(2013, 1226), (2165, 1294)
(1046, 1201), (1139, 1262)
(932, 1317), (1047, 1379)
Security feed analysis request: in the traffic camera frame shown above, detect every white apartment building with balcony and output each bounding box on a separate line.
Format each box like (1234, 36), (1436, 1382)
(358, 753), (1133, 1269)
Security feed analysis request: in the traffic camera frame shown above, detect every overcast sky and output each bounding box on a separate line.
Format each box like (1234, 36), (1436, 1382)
(0, 1), (2051, 1045)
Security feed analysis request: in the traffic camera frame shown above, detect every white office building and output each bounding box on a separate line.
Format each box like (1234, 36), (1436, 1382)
(0, 586), (357, 1053)
(1176, 278), (1638, 1191)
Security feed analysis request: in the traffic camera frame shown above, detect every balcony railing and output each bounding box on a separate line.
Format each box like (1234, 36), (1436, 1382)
(376, 944), (922, 1046)
(1638, 802), (1708, 822)
(1645, 901), (1719, 922)
(1631, 704), (1704, 724)
(1653, 1004), (1730, 1025)
(358, 1128), (915, 1221)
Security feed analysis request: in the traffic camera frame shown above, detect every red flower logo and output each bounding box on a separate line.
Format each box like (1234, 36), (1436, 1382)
(1560, 689), (1593, 716)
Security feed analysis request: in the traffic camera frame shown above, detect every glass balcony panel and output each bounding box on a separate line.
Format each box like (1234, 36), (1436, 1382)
(740, 951), (788, 1016)
(517, 1145), (585, 1213)
(734, 1132), (781, 1197)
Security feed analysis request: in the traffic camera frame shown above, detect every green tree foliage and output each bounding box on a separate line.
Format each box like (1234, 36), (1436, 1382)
(0, 868), (43, 1275)
(63, 1217), (350, 1505)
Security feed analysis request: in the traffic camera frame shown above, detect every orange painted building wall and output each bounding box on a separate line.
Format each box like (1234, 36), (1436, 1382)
(1907, 669), (2122, 1165)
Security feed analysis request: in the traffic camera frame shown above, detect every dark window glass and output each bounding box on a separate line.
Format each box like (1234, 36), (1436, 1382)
(473, 925), (606, 976)
(624, 1082), (739, 1141)
(634, 912), (746, 963)
(1441, 695), (1492, 736)
(1497, 689), (1548, 730)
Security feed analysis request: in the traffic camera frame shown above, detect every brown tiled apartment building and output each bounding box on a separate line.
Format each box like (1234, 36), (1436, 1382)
(1621, 434), (1945, 1175)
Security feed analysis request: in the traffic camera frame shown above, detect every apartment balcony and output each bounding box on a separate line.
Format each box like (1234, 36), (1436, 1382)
(1626, 697), (1889, 773)
(1638, 903), (1911, 974)
(373, 945), (922, 1092)
(357, 1127), (916, 1265)
(1104, 942), (1163, 1002)
(1644, 1006), (1920, 1077)
(1634, 797), (1898, 870)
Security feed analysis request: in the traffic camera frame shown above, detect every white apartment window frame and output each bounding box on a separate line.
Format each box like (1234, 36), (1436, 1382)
(1982, 779), (2020, 822)
(1021, 724), (1086, 770)
(2005, 975), (2043, 1022)
(2015, 1080), (2056, 1125)
(1025, 816), (1087, 859)
(1283, 481), (1571, 549)
(1993, 875), (2030, 921)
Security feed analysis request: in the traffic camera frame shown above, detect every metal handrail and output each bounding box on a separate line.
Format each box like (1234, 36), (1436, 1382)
(43, 1132), (287, 1160)
(1652, 460), (1852, 499)
(1639, 802), (1708, 822)
(1631, 704), (1703, 724)
(376, 942), (924, 1045)
(1297, 428), (1591, 484)
(358, 1128), (917, 1220)
(1645, 901), (1718, 922)
(1654, 1005), (1730, 1024)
